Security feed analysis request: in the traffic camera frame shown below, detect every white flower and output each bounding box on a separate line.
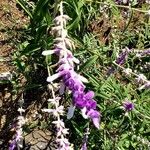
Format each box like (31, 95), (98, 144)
(62, 29), (68, 38)
(64, 38), (75, 49)
(123, 68), (132, 76)
(78, 75), (88, 83)
(138, 81), (150, 90)
(57, 126), (63, 137)
(81, 107), (88, 119)
(62, 128), (69, 135)
(55, 42), (65, 49)
(16, 129), (23, 138)
(135, 53), (141, 57)
(17, 116), (26, 125)
(17, 108), (25, 113)
(57, 128), (69, 137)
(42, 49), (57, 55)
(47, 72), (62, 82)
(123, 0), (128, 4)
(72, 57), (80, 64)
(42, 108), (54, 113)
(17, 138), (23, 148)
(57, 106), (64, 116)
(146, 0), (150, 4)
(48, 97), (61, 104)
(56, 137), (70, 148)
(135, 74), (147, 84)
(52, 120), (65, 128)
(52, 26), (62, 32)
(54, 37), (64, 42)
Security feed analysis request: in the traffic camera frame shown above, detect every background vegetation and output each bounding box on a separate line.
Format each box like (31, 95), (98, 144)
(0, 0), (150, 149)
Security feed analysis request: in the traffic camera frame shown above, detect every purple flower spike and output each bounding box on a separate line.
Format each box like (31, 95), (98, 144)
(116, 51), (127, 65)
(107, 48), (131, 76)
(115, 48), (131, 65)
(123, 101), (134, 111)
(43, 1), (100, 130)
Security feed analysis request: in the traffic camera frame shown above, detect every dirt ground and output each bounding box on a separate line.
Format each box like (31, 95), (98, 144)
(0, 2), (55, 148)
(0, 0), (26, 148)
(0, 0), (29, 73)
(0, 1), (53, 149)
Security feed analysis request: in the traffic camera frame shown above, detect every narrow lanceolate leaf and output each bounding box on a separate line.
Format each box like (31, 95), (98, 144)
(16, 0), (33, 18)
(71, 121), (83, 137)
(84, 73), (99, 87)
(79, 55), (98, 71)
(32, 0), (49, 21)
(20, 44), (40, 55)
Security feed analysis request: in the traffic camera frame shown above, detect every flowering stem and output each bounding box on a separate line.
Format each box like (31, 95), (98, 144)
(113, 61), (149, 83)
(114, 56), (150, 90)
(9, 93), (25, 150)
(42, 1), (74, 149)
(43, 1), (101, 149)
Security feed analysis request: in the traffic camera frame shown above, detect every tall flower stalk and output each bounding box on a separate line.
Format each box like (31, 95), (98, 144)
(42, 3), (73, 149)
(42, 84), (73, 150)
(113, 61), (150, 90)
(9, 94), (25, 150)
(42, 1), (101, 148)
(42, 1), (100, 128)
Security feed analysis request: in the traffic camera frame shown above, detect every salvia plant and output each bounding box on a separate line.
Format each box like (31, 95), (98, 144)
(42, 1), (100, 149)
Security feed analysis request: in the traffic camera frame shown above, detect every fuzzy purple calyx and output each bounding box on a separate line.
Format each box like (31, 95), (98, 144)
(123, 101), (134, 111)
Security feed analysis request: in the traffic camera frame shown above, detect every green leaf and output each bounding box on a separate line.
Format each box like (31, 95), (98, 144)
(84, 73), (99, 87)
(97, 92), (111, 99)
(15, 59), (25, 72)
(20, 44), (40, 55)
(16, 0), (33, 18)
(33, 0), (49, 17)
(80, 55), (98, 71)
(71, 121), (83, 137)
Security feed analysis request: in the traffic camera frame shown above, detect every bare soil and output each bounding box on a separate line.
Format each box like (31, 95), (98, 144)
(0, 0), (29, 73)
